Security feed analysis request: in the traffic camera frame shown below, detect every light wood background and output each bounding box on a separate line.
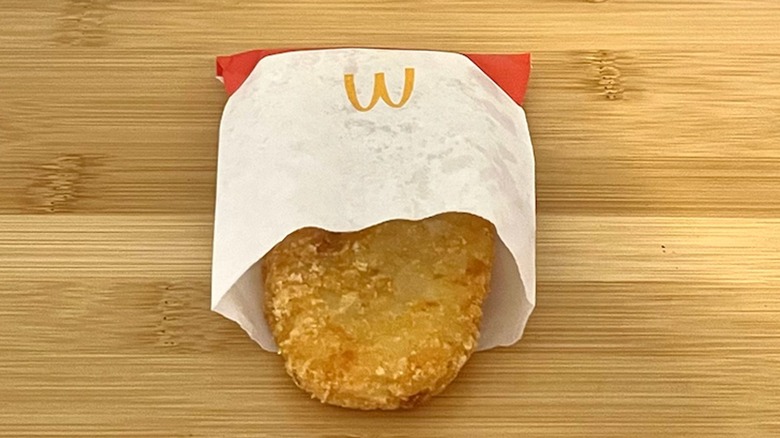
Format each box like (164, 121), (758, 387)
(1, 1), (779, 436)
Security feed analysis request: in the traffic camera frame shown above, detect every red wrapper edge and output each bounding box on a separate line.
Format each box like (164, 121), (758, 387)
(216, 48), (531, 106)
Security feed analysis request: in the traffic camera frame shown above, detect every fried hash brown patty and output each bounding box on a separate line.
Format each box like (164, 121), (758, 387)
(261, 212), (496, 410)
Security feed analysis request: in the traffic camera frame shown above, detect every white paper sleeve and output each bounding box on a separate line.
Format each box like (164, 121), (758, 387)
(211, 48), (535, 351)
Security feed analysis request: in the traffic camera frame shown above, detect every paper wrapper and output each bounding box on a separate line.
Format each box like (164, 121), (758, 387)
(211, 48), (535, 352)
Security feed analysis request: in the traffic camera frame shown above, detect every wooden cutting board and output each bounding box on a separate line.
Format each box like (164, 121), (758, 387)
(1, 1), (778, 436)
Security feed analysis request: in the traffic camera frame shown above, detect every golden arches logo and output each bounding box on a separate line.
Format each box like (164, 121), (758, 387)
(343, 68), (415, 112)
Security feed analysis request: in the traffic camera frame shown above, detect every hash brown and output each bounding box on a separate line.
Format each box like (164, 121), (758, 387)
(261, 212), (495, 409)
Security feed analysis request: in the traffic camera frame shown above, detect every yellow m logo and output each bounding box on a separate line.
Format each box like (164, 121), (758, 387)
(343, 68), (415, 112)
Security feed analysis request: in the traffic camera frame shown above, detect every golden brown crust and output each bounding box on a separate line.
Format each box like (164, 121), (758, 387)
(261, 212), (495, 410)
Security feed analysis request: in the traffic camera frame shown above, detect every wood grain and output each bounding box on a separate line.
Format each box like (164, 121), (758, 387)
(1, 0), (779, 436)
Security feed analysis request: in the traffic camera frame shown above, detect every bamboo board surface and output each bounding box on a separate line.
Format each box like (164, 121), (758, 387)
(1, 1), (779, 436)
